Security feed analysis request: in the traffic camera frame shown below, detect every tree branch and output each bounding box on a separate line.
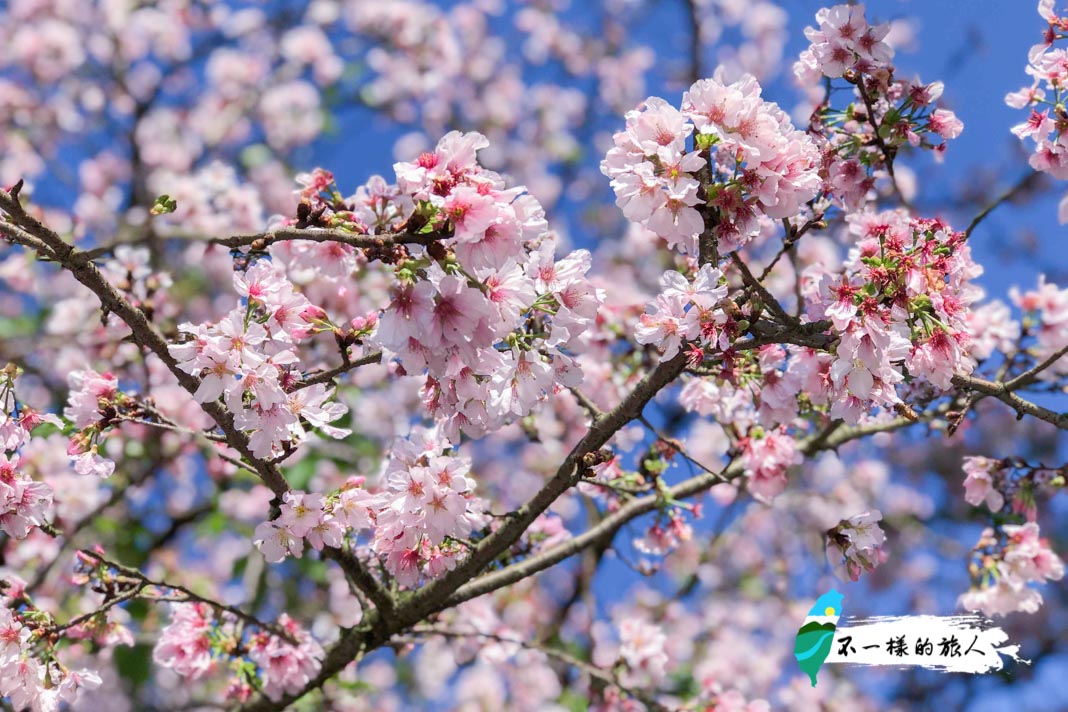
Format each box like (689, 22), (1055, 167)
(952, 372), (1068, 429)
(963, 171), (1040, 239)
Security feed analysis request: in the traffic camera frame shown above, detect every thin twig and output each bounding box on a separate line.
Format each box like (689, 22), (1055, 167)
(75, 550), (296, 642)
(296, 351), (383, 390)
(964, 171), (1040, 239)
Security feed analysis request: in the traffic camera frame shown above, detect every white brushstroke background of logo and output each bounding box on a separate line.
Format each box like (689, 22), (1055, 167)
(825, 615), (1028, 673)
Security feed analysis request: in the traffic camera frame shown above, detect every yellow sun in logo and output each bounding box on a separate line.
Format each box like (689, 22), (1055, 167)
(824, 607), (836, 616)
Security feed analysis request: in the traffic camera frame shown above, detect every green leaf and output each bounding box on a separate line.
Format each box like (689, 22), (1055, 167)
(150, 195), (178, 216)
(694, 132), (719, 151)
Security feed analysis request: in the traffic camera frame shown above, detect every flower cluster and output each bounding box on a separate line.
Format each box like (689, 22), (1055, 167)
(634, 265), (729, 361)
(796, 5), (963, 207)
(805, 212), (981, 423)
(740, 427), (803, 501)
(376, 131), (602, 440)
(63, 369), (125, 478)
(1010, 276), (1068, 383)
(634, 508), (694, 557)
(681, 344), (812, 430)
(617, 619), (670, 687)
(370, 429), (485, 586)
(825, 510), (887, 581)
(247, 614), (324, 702)
(601, 72), (821, 253)
(0, 597), (101, 711)
(0, 368), (56, 538)
(1008, 1), (1068, 221)
(0, 455), (51, 540)
(962, 456), (1007, 512)
(254, 489), (350, 562)
(795, 4), (893, 79)
(0, 584), (103, 712)
(962, 455), (1065, 521)
(960, 522), (1065, 616)
(153, 603), (323, 703)
(254, 428), (485, 589)
(153, 602), (216, 680)
(171, 261), (350, 458)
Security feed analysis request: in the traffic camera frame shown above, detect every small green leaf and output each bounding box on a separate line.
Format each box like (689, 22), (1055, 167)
(694, 132), (719, 151)
(150, 195), (178, 216)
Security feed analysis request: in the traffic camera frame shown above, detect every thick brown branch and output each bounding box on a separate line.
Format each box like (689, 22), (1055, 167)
(445, 413), (919, 607)
(952, 373), (1068, 429)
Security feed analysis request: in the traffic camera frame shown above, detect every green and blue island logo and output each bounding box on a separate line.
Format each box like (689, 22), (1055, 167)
(793, 589), (843, 686)
(793, 589), (1026, 685)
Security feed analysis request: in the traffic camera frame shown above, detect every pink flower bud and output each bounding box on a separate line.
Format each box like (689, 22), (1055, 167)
(300, 305), (327, 322)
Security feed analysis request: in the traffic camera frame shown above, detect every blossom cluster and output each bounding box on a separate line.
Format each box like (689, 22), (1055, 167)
(739, 427), (804, 501)
(246, 614), (324, 702)
(0, 368), (56, 539)
(795, 4), (894, 79)
(633, 507), (694, 558)
(152, 602), (216, 680)
(153, 603), (323, 703)
(375, 131), (603, 440)
(1007, 0), (1068, 221)
(254, 487), (365, 563)
(963, 456), (1009, 513)
(795, 4), (963, 207)
(1010, 276), (1068, 383)
(634, 264), (729, 361)
(601, 72), (821, 254)
(617, 619), (670, 687)
(963, 455), (1065, 521)
(171, 260), (350, 458)
(825, 509), (888, 581)
(0, 605), (102, 712)
(677, 350), (818, 503)
(960, 522), (1065, 616)
(805, 212), (982, 422)
(370, 428), (485, 586)
(255, 427), (485, 588)
(63, 369), (123, 478)
(655, 212), (983, 507)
